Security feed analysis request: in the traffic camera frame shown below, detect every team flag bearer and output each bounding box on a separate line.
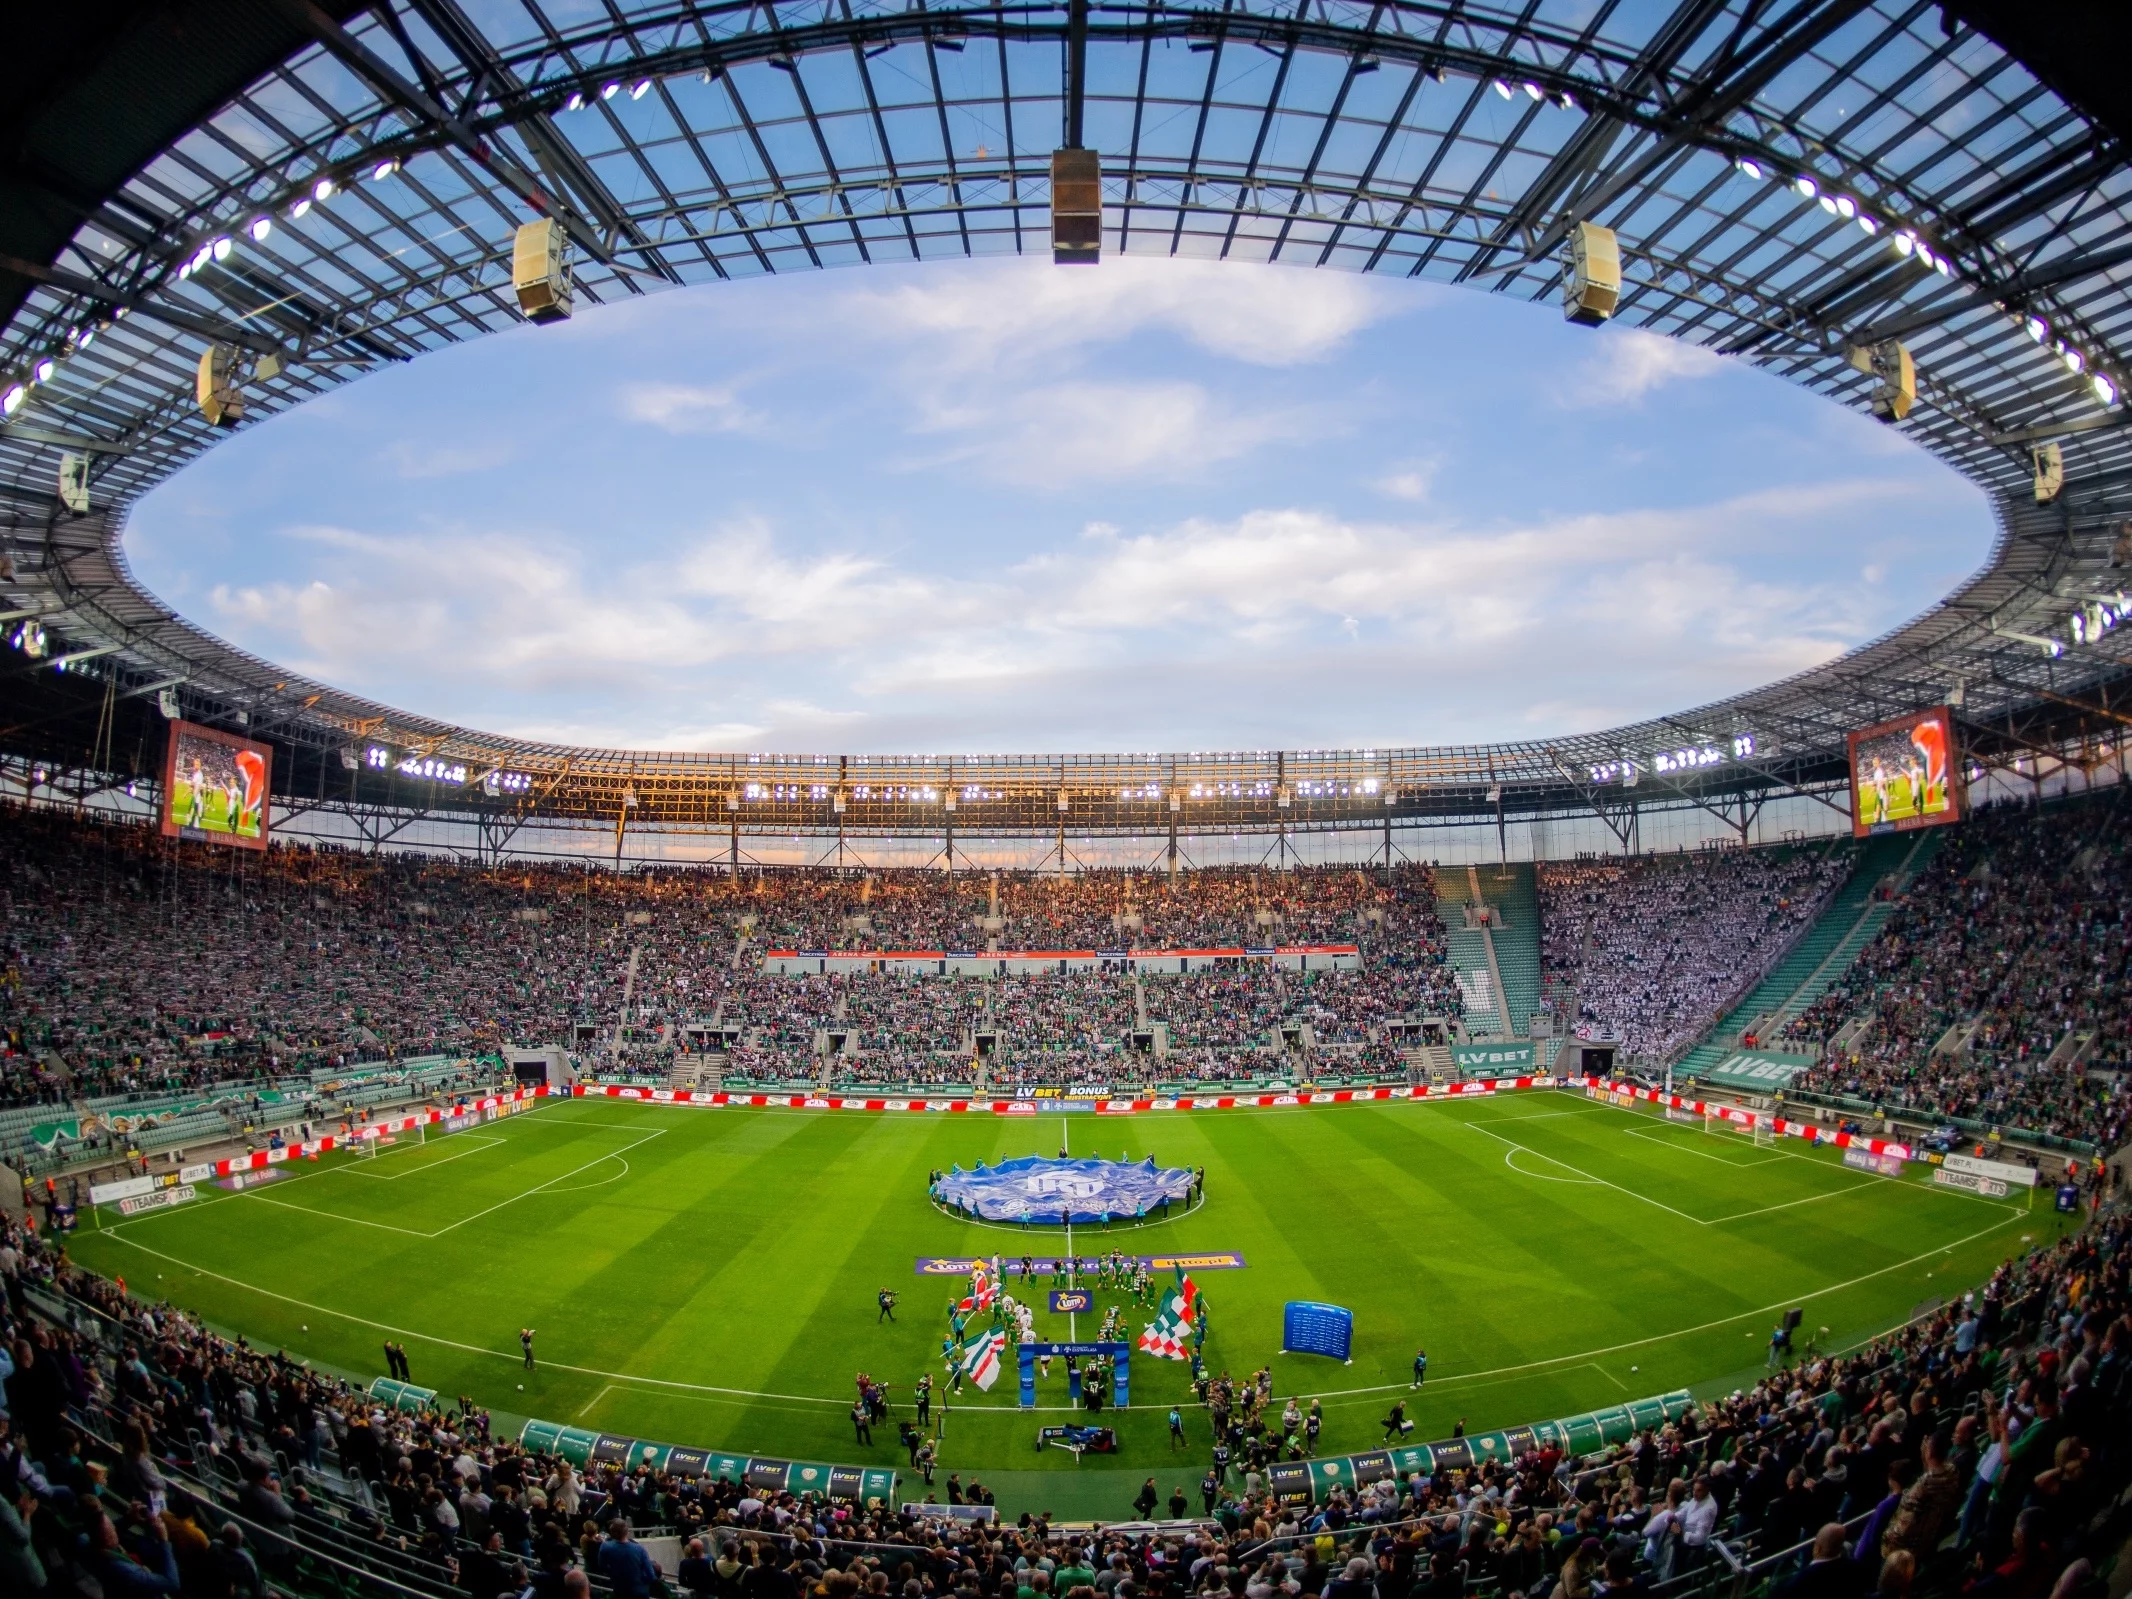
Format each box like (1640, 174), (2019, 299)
(956, 1263), (998, 1317)
(1137, 1267), (1202, 1360)
(961, 1328), (1008, 1391)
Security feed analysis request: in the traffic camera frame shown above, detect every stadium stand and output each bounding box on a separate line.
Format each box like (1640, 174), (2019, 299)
(1782, 793), (2132, 1150)
(1541, 843), (1854, 1066)
(3, 1180), (2125, 1599)
(0, 809), (1458, 1113)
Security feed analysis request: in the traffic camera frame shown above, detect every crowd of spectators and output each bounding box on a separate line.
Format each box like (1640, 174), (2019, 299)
(0, 810), (1456, 1110)
(2, 1160), (2125, 1599)
(1537, 846), (1849, 1063)
(1782, 795), (2132, 1149)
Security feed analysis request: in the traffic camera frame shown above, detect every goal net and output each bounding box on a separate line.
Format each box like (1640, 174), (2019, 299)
(1753, 1117), (1777, 1147)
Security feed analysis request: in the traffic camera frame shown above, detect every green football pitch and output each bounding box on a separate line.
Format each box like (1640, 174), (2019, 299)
(73, 1089), (2062, 1517)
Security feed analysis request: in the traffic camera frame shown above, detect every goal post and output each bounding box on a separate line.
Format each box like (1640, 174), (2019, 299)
(1753, 1116), (1777, 1148)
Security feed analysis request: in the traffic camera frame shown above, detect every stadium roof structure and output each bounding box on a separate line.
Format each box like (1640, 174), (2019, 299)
(1, 0), (2130, 849)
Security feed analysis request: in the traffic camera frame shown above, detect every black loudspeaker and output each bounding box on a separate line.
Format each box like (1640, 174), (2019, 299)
(1783, 1307), (1804, 1332)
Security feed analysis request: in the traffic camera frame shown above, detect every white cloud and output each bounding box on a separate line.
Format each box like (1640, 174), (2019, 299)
(377, 438), (514, 479)
(206, 475), (1901, 749)
(909, 380), (1311, 488)
(1374, 462), (1436, 501)
(833, 256), (1392, 372)
(1564, 329), (1726, 406)
(620, 381), (758, 434)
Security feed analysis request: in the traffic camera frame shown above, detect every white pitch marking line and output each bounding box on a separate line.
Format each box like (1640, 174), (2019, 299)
(543, 1154), (634, 1194)
(242, 1192), (437, 1237)
(578, 1383), (617, 1419)
(1706, 1180), (1886, 1223)
(1588, 1362), (1629, 1392)
(343, 1133), (505, 1180)
(1466, 1120), (1705, 1222)
(1504, 1147), (1601, 1184)
(429, 1129), (667, 1236)
(147, 1126), (666, 1241)
(1620, 1126), (1786, 1168)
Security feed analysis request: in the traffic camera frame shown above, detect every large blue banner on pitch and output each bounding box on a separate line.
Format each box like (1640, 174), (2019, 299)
(932, 1154), (1194, 1223)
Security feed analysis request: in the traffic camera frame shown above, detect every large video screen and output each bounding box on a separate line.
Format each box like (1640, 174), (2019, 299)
(161, 720), (272, 851)
(1848, 707), (1960, 838)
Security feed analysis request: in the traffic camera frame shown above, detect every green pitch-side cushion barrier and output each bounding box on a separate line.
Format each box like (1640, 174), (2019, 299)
(511, 1391), (1688, 1509)
(368, 1377), (441, 1414)
(517, 1420), (897, 1506)
(1266, 1389), (1693, 1505)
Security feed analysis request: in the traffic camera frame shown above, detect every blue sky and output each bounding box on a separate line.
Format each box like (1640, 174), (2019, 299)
(126, 255), (1994, 753)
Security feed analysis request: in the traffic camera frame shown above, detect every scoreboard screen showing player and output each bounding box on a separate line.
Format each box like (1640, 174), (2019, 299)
(1848, 706), (1961, 838)
(161, 720), (273, 851)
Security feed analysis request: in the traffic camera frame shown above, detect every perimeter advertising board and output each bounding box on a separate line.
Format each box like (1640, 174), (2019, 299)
(1848, 707), (1961, 838)
(161, 719), (272, 850)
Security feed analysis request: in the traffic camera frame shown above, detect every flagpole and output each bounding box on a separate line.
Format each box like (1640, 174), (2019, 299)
(1065, 1212), (1077, 1342)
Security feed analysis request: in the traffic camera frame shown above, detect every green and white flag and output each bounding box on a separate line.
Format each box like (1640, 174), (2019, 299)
(961, 1329), (1007, 1391)
(1137, 1268), (1200, 1361)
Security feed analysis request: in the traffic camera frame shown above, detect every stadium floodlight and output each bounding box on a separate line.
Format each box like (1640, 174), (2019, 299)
(1523, 82), (1544, 100)
(2025, 316), (2049, 342)
(2, 385), (24, 414)
(1493, 80), (1512, 98)
(249, 216), (271, 241)
(564, 91), (585, 110)
(1793, 174), (1818, 199)
(290, 198), (310, 219)
(1893, 232), (1915, 256)
(1736, 157), (1762, 179)
(313, 176), (335, 200)
(2096, 373), (2120, 406)
(1856, 213), (1878, 235)
(1992, 620), (2063, 657)
(1834, 195), (1857, 219)
(630, 80), (651, 98)
(371, 160), (398, 181)
(33, 358), (54, 383)
(601, 81), (621, 99)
